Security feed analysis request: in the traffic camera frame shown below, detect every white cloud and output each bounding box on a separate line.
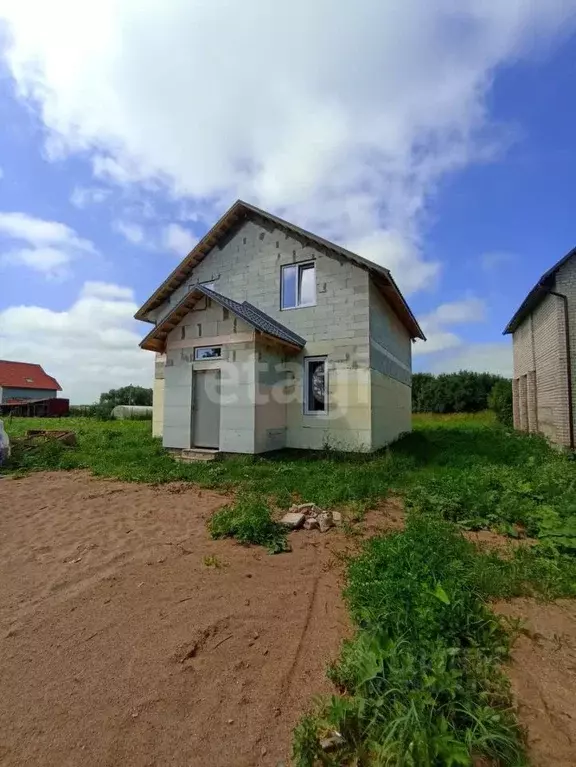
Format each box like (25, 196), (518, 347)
(81, 281), (134, 300)
(0, 211), (92, 248)
(348, 230), (440, 294)
(3, 246), (71, 275)
(0, 281), (153, 403)
(0, 211), (96, 278)
(415, 329), (462, 355)
(70, 185), (110, 208)
(0, 166), (4, 180)
(422, 342), (513, 377)
(415, 297), (486, 355)
(423, 297), (486, 326)
(113, 219), (145, 244)
(480, 250), (516, 272)
(162, 223), (197, 255)
(2, 1), (574, 295)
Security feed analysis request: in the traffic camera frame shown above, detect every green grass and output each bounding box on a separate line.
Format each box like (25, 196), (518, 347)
(413, 410), (497, 428)
(208, 492), (290, 553)
(5, 413), (576, 548)
(293, 514), (576, 767)
(4, 413), (576, 548)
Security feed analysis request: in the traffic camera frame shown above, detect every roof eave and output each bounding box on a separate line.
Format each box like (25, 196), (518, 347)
(503, 245), (576, 334)
(503, 281), (551, 335)
(139, 285), (306, 353)
(134, 200), (246, 321)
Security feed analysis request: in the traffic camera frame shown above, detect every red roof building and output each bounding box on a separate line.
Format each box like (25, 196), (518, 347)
(0, 360), (62, 403)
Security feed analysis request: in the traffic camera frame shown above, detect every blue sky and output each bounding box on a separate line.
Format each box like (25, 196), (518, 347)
(0, 2), (575, 402)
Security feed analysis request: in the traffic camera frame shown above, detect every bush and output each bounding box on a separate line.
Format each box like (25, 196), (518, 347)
(208, 493), (290, 553)
(489, 379), (514, 427)
(413, 371), (510, 414)
(99, 385), (153, 409)
(69, 404), (114, 419)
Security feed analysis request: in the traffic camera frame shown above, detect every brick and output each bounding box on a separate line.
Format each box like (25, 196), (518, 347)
(512, 279), (573, 446)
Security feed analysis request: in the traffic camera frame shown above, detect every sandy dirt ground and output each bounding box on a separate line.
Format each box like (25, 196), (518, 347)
(0, 471), (358, 767)
(496, 598), (576, 767)
(2, 473), (576, 767)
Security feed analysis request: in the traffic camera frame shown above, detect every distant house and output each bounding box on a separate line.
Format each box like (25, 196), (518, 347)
(504, 246), (576, 449)
(0, 360), (62, 404)
(136, 200), (424, 455)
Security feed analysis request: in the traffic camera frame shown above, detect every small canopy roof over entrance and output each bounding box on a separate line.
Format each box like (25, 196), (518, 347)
(140, 284), (306, 354)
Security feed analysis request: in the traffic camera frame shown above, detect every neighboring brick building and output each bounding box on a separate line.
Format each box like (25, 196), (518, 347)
(504, 247), (576, 448)
(136, 200), (425, 454)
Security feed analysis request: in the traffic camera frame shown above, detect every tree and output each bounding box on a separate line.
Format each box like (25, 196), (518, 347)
(99, 385), (153, 412)
(488, 379), (513, 426)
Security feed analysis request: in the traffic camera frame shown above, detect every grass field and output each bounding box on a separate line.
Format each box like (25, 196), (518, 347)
(4, 410), (575, 535)
(5, 411), (576, 765)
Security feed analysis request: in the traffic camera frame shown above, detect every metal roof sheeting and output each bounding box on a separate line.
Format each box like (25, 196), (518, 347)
(0, 360), (61, 391)
(140, 284), (306, 353)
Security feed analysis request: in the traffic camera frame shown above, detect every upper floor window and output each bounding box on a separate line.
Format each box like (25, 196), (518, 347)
(281, 262), (316, 309)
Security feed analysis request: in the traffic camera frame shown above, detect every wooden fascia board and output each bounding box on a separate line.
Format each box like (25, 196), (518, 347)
(256, 331), (302, 353)
(372, 276), (425, 341)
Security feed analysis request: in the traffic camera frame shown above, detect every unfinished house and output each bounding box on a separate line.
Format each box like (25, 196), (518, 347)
(135, 200), (425, 455)
(504, 246), (576, 449)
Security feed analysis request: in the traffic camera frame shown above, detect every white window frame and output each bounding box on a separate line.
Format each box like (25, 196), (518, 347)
(304, 356), (328, 415)
(194, 346), (222, 361)
(280, 261), (316, 310)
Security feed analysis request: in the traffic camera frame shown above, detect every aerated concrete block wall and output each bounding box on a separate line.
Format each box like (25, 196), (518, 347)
(153, 354), (165, 438)
(254, 342), (288, 453)
(154, 218), (374, 451)
(155, 217), (371, 348)
(368, 281), (412, 449)
(151, 217), (416, 453)
(159, 299), (257, 451)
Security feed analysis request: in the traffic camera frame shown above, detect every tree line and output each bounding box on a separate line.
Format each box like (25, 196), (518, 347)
(69, 377), (514, 426)
(413, 371), (512, 423)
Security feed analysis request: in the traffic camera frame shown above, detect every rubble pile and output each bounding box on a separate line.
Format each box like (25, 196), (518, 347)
(279, 503), (342, 532)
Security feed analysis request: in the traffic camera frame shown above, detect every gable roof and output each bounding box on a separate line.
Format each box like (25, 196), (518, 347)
(135, 200), (425, 341)
(503, 246), (576, 334)
(140, 284), (306, 353)
(0, 360), (61, 391)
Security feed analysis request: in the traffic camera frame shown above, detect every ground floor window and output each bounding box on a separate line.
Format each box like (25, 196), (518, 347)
(194, 346), (222, 360)
(304, 356), (327, 414)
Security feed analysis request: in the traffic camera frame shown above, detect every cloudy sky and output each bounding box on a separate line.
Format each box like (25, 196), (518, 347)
(0, 1), (575, 402)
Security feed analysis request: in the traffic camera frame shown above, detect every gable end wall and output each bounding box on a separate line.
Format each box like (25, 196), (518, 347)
(149, 217), (415, 452)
